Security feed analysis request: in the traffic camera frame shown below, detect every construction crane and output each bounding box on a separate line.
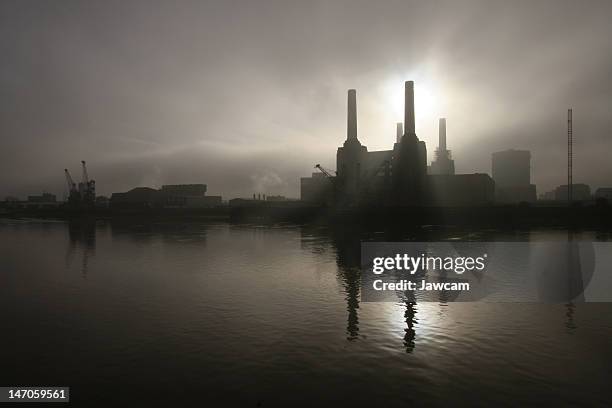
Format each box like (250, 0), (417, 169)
(80, 160), (96, 205)
(64, 169), (77, 192)
(64, 161), (95, 207)
(313, 164), (337, 207)
(64, 168), (80, 205)
(315, 164), (336, 178)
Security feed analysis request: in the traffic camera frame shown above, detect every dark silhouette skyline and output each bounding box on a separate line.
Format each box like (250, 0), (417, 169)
(1, 1), (612, 201)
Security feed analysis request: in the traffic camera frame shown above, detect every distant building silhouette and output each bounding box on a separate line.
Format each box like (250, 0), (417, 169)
(95, 196), (109, 208)
(555, 184), (591, 201)
(110, 187), (160, 209)
(428, 174), (494, 206)
(595, 188), (612, 202)
(300, 172), (333, 205)
(161, 184), (221, 208)
(228, 198), (263, 207)
(265, 195), (288, 201)
(429, 118), (455, 176)
(110, 184), (222, 209)
(161, 184), (207, 196)
(28, 192), (56, 203)
(492, 149), (536, 203)
(20, 192), (61, 209)
(539, 190), (556, 201)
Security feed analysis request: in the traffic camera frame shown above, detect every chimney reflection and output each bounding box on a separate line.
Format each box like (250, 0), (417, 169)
(403, 301), (418, 353)
(343, 268), (360, 341)
(331, 225), (362, 341)
(300, 224), (426, 346)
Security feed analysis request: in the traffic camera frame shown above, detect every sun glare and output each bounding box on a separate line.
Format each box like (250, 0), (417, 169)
(381, 74), (443, 134)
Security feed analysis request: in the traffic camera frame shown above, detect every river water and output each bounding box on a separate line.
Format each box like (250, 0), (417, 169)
(1, 219), (610, 406)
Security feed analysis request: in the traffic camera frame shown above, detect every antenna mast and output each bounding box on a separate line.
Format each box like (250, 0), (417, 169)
(567, 109), (573, 205)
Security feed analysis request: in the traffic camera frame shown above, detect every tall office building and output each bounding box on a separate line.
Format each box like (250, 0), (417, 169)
(492, 149), (536, 203)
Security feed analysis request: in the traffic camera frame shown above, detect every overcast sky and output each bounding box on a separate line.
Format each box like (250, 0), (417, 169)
(1, 0), (611, 199)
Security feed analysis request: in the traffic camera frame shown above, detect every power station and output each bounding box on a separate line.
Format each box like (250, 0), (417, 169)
(301, 81), (494, 207)
(6, 83), (605, 214)
(428, 118), (455, 176)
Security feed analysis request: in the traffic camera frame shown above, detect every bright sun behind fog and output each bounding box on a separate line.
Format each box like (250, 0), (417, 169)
(383, 76), (442, 131)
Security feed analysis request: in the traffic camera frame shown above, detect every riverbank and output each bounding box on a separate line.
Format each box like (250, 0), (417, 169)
(2, 203), (611, 229)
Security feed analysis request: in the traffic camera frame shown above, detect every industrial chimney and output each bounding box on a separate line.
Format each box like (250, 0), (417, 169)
(396, 122), (403, 143)
(404, 81), (415, 135)
(347, 89), (357, 140)
(439, 118), (447, 151)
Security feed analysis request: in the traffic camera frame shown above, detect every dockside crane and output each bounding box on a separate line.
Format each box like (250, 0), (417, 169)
(314, 164), (339, 206)
(80, 160), (96, 205)
(64, 168), (80, 205)
(314, 164), (336, 178)
(64, 161), (96, 207)
(64, 168), (77, 192)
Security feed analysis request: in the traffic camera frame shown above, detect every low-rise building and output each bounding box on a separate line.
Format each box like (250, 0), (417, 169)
(27, 193), (56, 203)
(594, 188), (612, 202)
(110, 183), (223, 209)
(110, 187), (161, 209)
(554, 184), (591, 201)
(300, 173), (333, 206)
(427, 174), (495, 206)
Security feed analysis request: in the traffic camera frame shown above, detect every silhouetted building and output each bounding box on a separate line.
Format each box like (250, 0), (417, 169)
(95, 196), (109, 207)
(27, 192), (56, 203)
(300, 172), (333, 205)
(391, 81), (428, 205)
(334, 82), (426, 206)
(161, 184), (207, 196)
(595, 188), (612, 202)
(428, 174), (494, 206)
(265, 195), (289, 201)
(555, 184), (591, 201)
(160, 184), (221, 208)
(300, 80), (494, 208)
(110, 184), (222, 209)
(336, 89), (370, 204)
(492, 149), (536, 203)
(110, 187), (161, 209)
(228, 198), (265, 207)
(539, 190), (556, 201)
(429, 118), (455, 176)
(22, 192), (60, 209)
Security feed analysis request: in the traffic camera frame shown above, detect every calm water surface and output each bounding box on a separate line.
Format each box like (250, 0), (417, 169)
(1, 219), (611, 406)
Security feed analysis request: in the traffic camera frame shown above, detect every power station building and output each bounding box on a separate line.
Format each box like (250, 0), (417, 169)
(301, 81), (494, 207)
(428, 118), (455, 176)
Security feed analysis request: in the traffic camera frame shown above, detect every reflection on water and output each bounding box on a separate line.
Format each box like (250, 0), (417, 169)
(403, 301), (417, 353)
(0, 219), (611, 406)
(67, 219), (96, 276)
(566, 302), (577, 332)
